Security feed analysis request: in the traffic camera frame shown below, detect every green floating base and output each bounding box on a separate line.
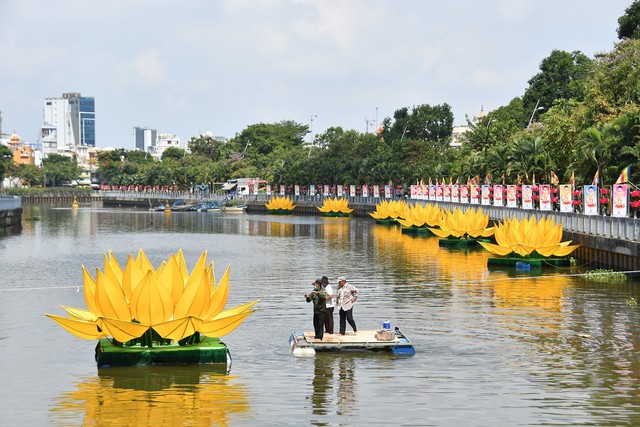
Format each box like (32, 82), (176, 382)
(95, 337), (230, 368)
(401, 227), (433, 235)
(266, 209), (295, 215)
(438, 238), (490, 247)
(374, 219), (398, 225)
(487, 257), (571, 267)
(321, 212), (352, 217)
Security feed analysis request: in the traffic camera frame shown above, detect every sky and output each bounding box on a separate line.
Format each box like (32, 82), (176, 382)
(0, 0), (633, 148)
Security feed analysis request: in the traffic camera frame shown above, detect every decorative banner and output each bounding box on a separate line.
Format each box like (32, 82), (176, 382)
(266, 184), (271, 196)
(470, 185), (479, 205)
(522, 184), (533, 210)
(434, 184), (442, 201)
(451, 184), (460, 203)
(410, 185), (417, 199)
(421, 185), (428, 200)
(279, 185), (285, 196)
(506, 185), (517, 208)
(539, 184), (552, 211)
(460, 185), (469, 204)
(583, 185), (599, 215)
(481, 185), (491, 205)
(493, 185), (503, 206)
(384, 185), (391, 198)
(337, 185), (343, 197)
(373, 185), (380, 198)
(349, 185), (355, 197)
(429, 185), (436, 201)
(362, 185), (369, 197)
(324, 184), (330, 196)
(612, 184), (629, 217)
(559, 184), (573, 213)
(443, 184), (451, 202)
(294, 185), (300, 196)
(309, 184), (316, 196)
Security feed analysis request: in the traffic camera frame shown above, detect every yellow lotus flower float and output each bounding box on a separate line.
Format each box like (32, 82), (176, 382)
(46, 249), (258, 367)
(317, 197), (354, 217)
(397, 203), (442, 234)
(265, 195), (296, 214)
(478, 215), (579, 267)
(369, 199), (409, 223)
(428, 207), (494, 247)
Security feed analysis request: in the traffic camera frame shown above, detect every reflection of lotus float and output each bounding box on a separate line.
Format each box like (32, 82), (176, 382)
(369, 200), (408, 224)
(397, 203), (441, 235)
(479, 216), (579, 267)
(46, 249), (258, 367)
(317, 197), (353, 217)
(428, 207), (494, 247)
(265, 195), (296, 214)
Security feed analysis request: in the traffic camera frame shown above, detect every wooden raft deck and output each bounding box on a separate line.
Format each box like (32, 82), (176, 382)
(289, 328), (415, 356)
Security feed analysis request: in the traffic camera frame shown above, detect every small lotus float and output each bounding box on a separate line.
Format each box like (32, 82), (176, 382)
(265, 195), (296, 214)
(46, 249), (258, 367)
(478, 215), (579, 268)
(317, 197), (354, 217)
(397, 203), (442, 235)
(428, 207), (494, 247)
(369, 199), (409, 224)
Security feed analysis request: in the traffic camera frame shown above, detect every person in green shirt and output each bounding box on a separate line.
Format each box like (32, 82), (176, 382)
(305, 279), (327, 340)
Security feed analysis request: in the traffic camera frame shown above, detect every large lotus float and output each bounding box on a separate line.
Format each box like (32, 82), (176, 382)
(397, 203), (442, 235)
(478, 215), (579, 268)
(265, 195), (296, 214)
(428, 207), (494, 247)
(369, 200), (409, 224)
(46, 249), (258, 367)
(317, 197), (354, 217)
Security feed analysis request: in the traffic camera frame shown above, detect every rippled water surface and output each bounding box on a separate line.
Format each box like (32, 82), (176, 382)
(2, 202), (640, 426)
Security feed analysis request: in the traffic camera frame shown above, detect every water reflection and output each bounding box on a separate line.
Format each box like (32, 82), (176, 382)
(51, 366), (250, 426)
(309, 355), (356, 419)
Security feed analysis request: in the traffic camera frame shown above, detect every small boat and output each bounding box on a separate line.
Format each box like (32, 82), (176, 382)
(289, 326), (415, 357)
(221, 205), (247, 213)
(153, 200), (195, 212)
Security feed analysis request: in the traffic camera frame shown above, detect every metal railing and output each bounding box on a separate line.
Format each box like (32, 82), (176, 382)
(101, 191), (640, 241)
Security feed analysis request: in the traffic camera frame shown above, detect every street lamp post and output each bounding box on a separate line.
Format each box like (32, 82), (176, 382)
(527, 100), (545, 128)
(308, 115), (318, 158)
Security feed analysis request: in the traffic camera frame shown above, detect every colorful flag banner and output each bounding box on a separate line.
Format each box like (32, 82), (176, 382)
(592, 168), (600, 186)
(615, 165), (631, 184)
(568, 171), (575, 187)
(550, 170), (559, 186)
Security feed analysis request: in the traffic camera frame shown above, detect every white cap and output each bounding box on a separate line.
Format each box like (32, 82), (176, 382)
(338, 276), (346, 282)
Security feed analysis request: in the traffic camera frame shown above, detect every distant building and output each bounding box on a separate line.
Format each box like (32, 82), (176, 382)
(42, 92), (95, 155)
(451, 126), (470, 147)
(133, 127), (158, 152)
(155, 133), (185, 158)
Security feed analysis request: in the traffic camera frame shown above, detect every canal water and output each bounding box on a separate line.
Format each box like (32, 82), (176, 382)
(2, 202), (640, 426)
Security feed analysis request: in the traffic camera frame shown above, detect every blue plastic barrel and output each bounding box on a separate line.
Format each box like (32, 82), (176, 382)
(383, 320), (391, 329)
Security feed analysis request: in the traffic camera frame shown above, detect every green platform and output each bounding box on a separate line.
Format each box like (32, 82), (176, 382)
(267, 209), (295, 215)
(487, 257), (571, 267)
(321, 212), (351, 217)
(438, 237), (490, 247)
(374, 219), (397, 225)
(401, 227), (433, 236)
(95, 337), (230, 367)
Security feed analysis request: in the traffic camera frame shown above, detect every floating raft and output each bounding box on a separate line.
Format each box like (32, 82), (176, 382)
(95, 337), (231, 368)
(289, 328), (415, 357)
(321, 212), (351, 217)
(266, 209), (295, 215)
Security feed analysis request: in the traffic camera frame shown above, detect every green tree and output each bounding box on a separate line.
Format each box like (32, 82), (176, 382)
(13, 164), (44, 187)
(43, 154), (81, 187)
(522, 50), (593, 114)
(0, 145), (12, 184)
(618, 0), (640, 39)
(161, 147), (186, 161)
(188, 136), (226, 160)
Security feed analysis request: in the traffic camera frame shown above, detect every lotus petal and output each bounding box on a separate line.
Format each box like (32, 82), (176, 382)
(129, 270), (174, 325)
(153, 317), (202, 341)
(61, 305), (97, 322)
(99, 317), (150, 342)
(46, 314), (105, 340)
(198, 310), (255, 337)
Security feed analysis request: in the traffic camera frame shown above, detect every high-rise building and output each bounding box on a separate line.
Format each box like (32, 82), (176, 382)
(42, 92), (95, 153)
(133, 127), (157, 152)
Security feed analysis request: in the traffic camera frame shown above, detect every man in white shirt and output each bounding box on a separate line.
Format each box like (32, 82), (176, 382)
(321, 276), (334, 334)
(336, 276), (358, 335)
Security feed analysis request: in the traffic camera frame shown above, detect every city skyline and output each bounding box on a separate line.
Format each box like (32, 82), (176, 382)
(0, 0), (632, 147)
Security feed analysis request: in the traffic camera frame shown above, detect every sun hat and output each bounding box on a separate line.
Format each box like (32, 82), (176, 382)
(321, 276), (329, 283)
(338, 276), (346, 282)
